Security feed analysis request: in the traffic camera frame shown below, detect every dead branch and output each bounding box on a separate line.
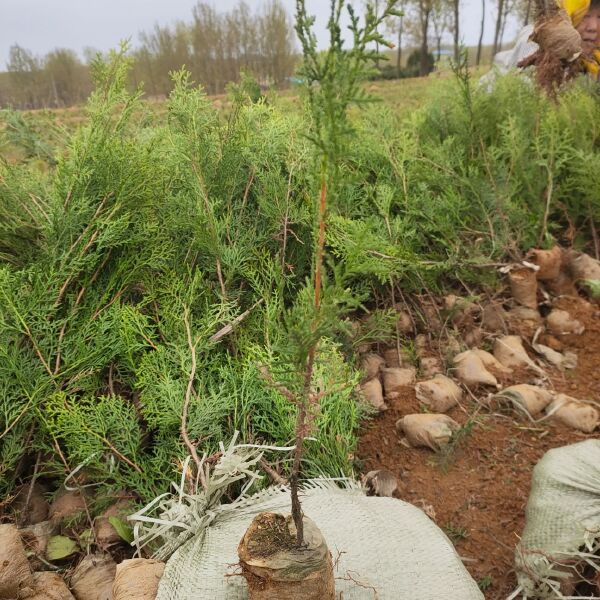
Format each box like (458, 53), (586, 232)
(336, 571), (379, 598)
(181, 308), (207, 491)
(259, 458), (288, 486)
(209, 299), (264, 343)
(19, 452), (41, 527)
(258, 365), (296, 402)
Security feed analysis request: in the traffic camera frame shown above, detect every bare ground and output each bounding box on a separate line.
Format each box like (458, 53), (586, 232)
(358, 296), (600, 599)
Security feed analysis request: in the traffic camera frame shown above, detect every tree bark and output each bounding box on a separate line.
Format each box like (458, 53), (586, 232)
(493, 0), (506, 56)
(524, 0), (533, 25)
(476, 0), (486, 65)
(453, 0), (460, 61)
(375, 0), (381, 68)
(397, 15), (404, 76)
(499, 0), (510, 50)
(419, 2), (432, 76)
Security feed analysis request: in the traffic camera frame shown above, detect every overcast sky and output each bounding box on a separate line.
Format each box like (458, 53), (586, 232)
(0, 0), (519, 69)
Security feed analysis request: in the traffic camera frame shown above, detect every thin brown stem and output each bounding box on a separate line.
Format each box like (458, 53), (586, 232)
(0, 397), (34, 441)
(20, 452), (41, 526)
(260, 458), (288, 486)
(21, 320), (53, 378)
(209, 299), (264, 344)
(54, 195), (114, 309)
(90, 287), (125, 321)
(258, 365), (296, 402)
(191, 161), (227, 299)
(390, 277), (402, 368)
(588, 201), (599, 260)
(28, 193), (50, 223)
(216, 258), (227, 298)
(281, 168), (294, 273)
(539, 167), (554, 246)
(314, 176), (327, 309)
(108, 363), (115, 396)
(239, 171), (255, 217)
(181, 308), (207, 491)
(55, 250), (113, 373)
(100, 435), (142, 473)
(290, 171), (327, 547)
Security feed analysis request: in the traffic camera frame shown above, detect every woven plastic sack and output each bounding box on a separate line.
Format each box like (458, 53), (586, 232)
(156, 485), (483, 600)
(514, 440), (600, 598)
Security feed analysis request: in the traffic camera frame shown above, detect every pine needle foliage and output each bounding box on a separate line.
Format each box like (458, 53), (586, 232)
(1, 33), (600, 511)
(0, 43), (364, 504)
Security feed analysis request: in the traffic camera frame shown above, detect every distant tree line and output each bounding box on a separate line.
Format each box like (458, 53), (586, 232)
(0, 47), (92, 109)
(371, 0), (534, 78)
(0, 0), (296, 110)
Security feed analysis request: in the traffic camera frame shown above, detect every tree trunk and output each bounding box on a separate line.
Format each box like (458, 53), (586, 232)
(375, 0), (381, 68)
(397, 15), (404, 76)
(453, 0), (460, 61)
(499, 0), (510, 50)
(437, 36), (442, 61)
(51, 77), (59, 108)
(524, 0), (532, 25)
(492, 0), (505, 56)
(419, 6), (431, 76)
(476, 0), (486, 65)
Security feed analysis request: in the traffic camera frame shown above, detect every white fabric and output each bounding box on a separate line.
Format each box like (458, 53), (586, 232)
(479, 26), (538, 90)
(156, 486), (484, 600)
(494, 26), (538, 72)
(515, 439), (600, 598)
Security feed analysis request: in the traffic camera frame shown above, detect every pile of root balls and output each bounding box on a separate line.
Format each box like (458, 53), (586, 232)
(358, 246), (600, 458)
(1, 485), (163, 599)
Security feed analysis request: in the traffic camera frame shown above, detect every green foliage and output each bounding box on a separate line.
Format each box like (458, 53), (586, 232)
(108, 516), (134, 543)
(227, 69), (264, 105)
(46, 535), (79, 560)
(434, 417), (477, 472)
(477, 575), (494, 591)
(0, 108), (57, 164)
(405, 50), (434, 77)
(295, 0), (400, 166)
(229, 343), (363, 478)
(1, 32), (600, 507)
(0, 45), (363, 502)
(581, 279), (600, 299)
(443, 522), (470, 544)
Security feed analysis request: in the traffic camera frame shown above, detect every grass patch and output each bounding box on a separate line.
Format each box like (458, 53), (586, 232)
(433, 418), (477, 472)
(443, 522), (470, 544)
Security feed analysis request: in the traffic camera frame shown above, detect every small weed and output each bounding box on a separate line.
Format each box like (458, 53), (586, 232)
(444, 522), (470, 544)
(477, 575), (493, 591)
(401, 339), (418, 366)
(582, 279), (600, 300)
(351, 309), (398, 350)
(504, 437), (520, 458)
(435, 418), (477, 472)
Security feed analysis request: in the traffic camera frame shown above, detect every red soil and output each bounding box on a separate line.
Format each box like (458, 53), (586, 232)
(358, 296), (600, 599)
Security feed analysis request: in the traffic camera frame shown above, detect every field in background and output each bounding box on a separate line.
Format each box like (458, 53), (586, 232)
(1, 69), (480, 164)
